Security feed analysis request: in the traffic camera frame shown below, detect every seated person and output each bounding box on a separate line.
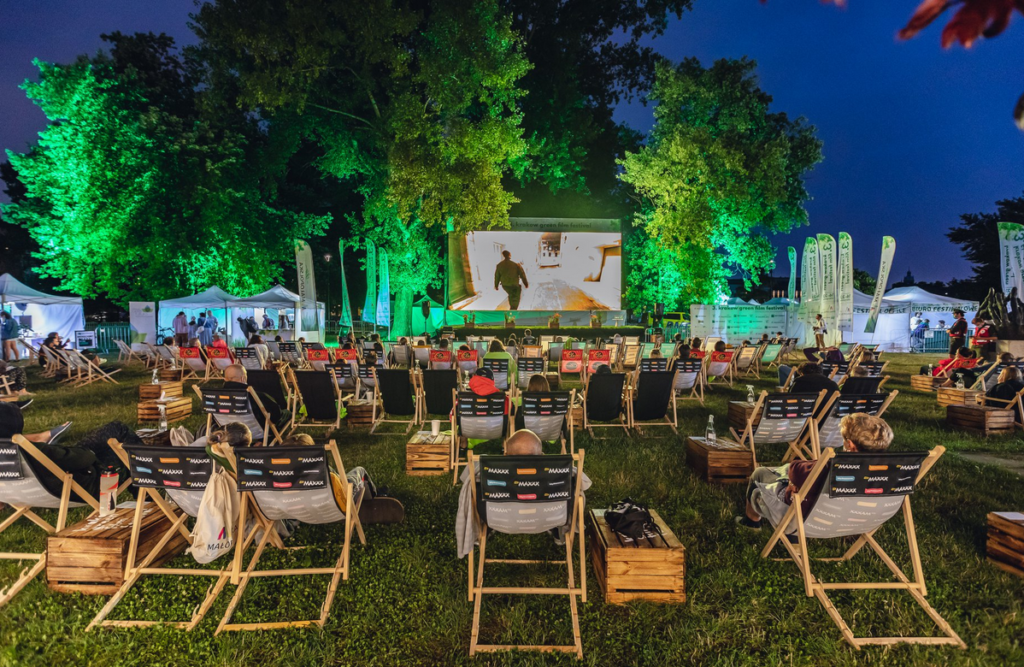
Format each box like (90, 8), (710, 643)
(690, 337), (703, 350)
(38, 332), (68, 368)
(973, 351), (1016, 378)
(161, 336), (177, 348)
(859, 350), (876, 363)
(783, 362), (839, 402)
(456, 429), (591, 557)
(210, 334), (231, 357)
(483, 339), (518, 380)
(841, 365), (882, 394)
(713, 340), (727, 353)
(248, 334), (270, 364)
(922, 347), (974, 378)
(803, 345), (844, 363)
(986, 367), (1024, 422)
(670, 345), (691, 369)
(736, 413), (894, 529)
(514, 374), (566, 437)
(187, 337), (203, 349)
(0, 359), (31, 396)
(222, 363), (289, 426)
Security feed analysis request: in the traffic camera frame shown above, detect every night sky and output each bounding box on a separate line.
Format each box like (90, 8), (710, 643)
(2, 0), (1022, 286)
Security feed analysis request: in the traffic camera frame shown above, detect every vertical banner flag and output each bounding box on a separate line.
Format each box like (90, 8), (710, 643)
(865, 236), (896, 334)
(998, 222), (1024, 296)
(362, 239), (377, 324)
(837, 232), (854, 331)
(787, 247), (797, 301)
(294, 239), (319, 332)
(816, 234), (837, 328)
(376, 249), (391, 328)
(338, 240), (353, 329)
(799, 237), (820, 320)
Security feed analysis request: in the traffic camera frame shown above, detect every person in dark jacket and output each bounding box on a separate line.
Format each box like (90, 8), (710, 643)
(790, 363), (840, 403)
(986, 367), (1024, 422)
(222, 363), (289, 427)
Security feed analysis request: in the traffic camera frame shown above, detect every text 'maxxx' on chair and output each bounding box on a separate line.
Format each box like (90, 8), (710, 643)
(278, 341), (306, 368)
(293, 369), (344, 433)
(819, 361), (850, 385)
(371, 368), (420, 434)
(674, 359), (705, 405)
(730, 390), (826, 466)
(516, 358), (546, 389)
(583, 371), (628, 437)
(629, 368), (678, 434)
(235, 346), (264, 371)
(214, 440), (366, 633)
(518, 390), (575, 454)
(759, 446), (965, 649)
(452, 392), (506, 485)
(195, 385), (283, 446)
(483, 358), (510, 392)
(465, 450), (587, 658)
(0, 435), (100, 608)
(809, 392), (898, 455)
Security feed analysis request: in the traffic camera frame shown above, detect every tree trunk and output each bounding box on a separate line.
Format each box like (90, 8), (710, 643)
(393, 286), (414, 338)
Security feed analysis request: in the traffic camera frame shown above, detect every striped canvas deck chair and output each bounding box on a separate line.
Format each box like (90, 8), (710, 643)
(465, 451), (587, 658)
(429, 349), (453, 370)
(215, 441), (366, 633)
(293, 369), (344, 433)
(179, 346), (210, 381)
(521, 344), (543, 359)
(452, 392), (507, 485)
(801, 391), (898, 457)
(705, 350), (735, 387)
(371, 369), (420, 435)
(628, 368), (678, 434)
(517, 390), (574, 454)
(278, 342), (306, 368)
(673, 359), (705, 404)
(855, 360), (889, 377)
(0, 435), (100, 608)
(235, 347), (265, 371)
(730, 391), (826, 466)
(703, 337), (722, 352)
(516, 358), (546, 390)
(113, 339), (144, 365)
(621, 344), (642, 370)
(389, 344), (412, 368)
(734, 344), (762, 379)
(758, 447), (965, 650)
(66, 349), (121, 387)
(265, 341), (281, 361)
(195, 385), (283, 446)
(155, 345), (180, 370)
(483, 358), (510, 391)
(206, 347), (234, 376)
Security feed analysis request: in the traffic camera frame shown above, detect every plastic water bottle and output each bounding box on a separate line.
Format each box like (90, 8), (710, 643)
(158, 404), (168, 432)
(705, 415), (717, 445)
(928, 364), (933, 376)
(746, 385), (756, 404)
(151, 368), (159, 384)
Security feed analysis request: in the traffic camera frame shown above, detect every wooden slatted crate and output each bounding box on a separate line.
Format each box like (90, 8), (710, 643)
(406, 431), (450, 476)
(686, 436), (753, 484)
(936, 387), (982, 408)
(139, 380), (184, 401)
(158, 368), (183, 382)
(727, 401), (761, 433)
(987, 512), (1024, 578)
(589, 509), (686, 604)
(570, 405), (583, 431)
(346, 400), (375, 426)
(545, 372), (560, 389)
(47, 504), (188, 595)
(946, 404), (1017, 436)
(136, 397), (192, 424)
(910, 375), (940, 392)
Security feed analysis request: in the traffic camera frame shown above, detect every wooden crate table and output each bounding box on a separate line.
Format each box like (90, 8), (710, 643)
(406, 431), (451, 476)
(987, 511), (1024, 578)
(936, 386), (982, 408)
(589, 509), (686, 604)
(946, 404), (1016, 436)
(158, 368), (184, 382)
(686, 436), (754, 484)
(136, 396), (192, 424)
(910, 374), (941, 392)
(346, 400), (375, 427)
(138, 380), (184, 401)
(727, 401), (761, 433)
(47, 504), (188, 595)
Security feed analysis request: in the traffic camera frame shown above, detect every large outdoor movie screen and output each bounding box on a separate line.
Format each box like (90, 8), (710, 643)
(447, 219), (621, 311)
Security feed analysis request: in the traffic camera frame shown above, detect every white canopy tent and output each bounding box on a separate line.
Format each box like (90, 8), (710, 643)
(232, 285), (326, 343)
(0, 273), (85, 354)
(847, 288), (911, 351)
(882, 286), (979, 328)
(158, 286), (242, 343)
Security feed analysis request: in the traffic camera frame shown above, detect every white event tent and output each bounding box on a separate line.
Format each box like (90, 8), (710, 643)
(882, 286), (979, 327)
(847, 288), (911, 351)
(233, 285), (326, 343)
(0, 273), (85, 354)
(158, 286), (242, 343)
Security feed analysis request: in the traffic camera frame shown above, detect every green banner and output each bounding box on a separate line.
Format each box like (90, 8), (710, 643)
(817, 233), (837, 329)
(837, 232), (854, 331)
(376, 249), (391, 327)
(338, 240), (353, 329)
(998, 222), (1024, 296)
(865, 236), (896, 334)
(362, 239), (377, 324)
(787, 247), (797, 301)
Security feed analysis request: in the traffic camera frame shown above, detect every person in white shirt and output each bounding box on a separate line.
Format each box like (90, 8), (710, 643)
(910, 312), (923, 331)
(813, 314), (827, 349)
(171, 311), (190, 347)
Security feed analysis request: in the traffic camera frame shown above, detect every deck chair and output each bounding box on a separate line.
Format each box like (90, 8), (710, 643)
(390, 344), (412, 368)
(583, 372), (628, 437)
(516, 358), (546, 390)
(235, 347), (264, 371)
(855, 360), (889, 377)
(482, 358), (510, 391)
(206, 347), (234, 376)
(113, 339), (145, 365)
(734, 345), (762, 378)
(547, 341), (565, 370)
(371, 369), (420, 434)
(247, 368), (294, 420)
(517, 390), (574, 454)
(705, 350), (735, 387)
(330, 361), (357, 398)
(215, 441), (366, 633)
(429, 349), (454, 370)
(521, 344), (543, 359)
(819, 361), (850, 385)
(0, 435), (100, 608)
(419, 369), (458, 418)
(759, 447), (965, 650)
(457, 349), (480, 379)
(760, 343), (785, 370)
(412, 346), (431, 370)
(673, 359), (705, 405)
(703, 336), (722, 352)
(466, 450), (586, 658)
(837, 342), (858, 358)
(87, 442), (248, 630)
(629, 369), (678, 434)
(265, 341), (281, 361)
(637, 357), (668, 373)
(355, 363), (377, 399)
(293, 369), (344, 433)
(973, 361), (1024, 392)
(195, 385), (283, 446)
(66, 349), (121, 387)
(155, 345), (180, 370)
(779, 365), (798, 392)
(179, 346), (211, 381)
(452, 392), (507, 485)
(730, 391), (826, 466)
(304, 348), (331, 371)
(807, 391), (898, 456)
(278, 342), (306, 368)
(559, 349), (585, 385)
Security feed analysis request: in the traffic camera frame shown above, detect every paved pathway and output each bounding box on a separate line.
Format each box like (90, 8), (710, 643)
(960, 452), (1024, 478)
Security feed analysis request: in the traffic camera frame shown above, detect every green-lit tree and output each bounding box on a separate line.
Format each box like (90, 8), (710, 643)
(619, 58), (822, 306)
(2, 33), (328, 304)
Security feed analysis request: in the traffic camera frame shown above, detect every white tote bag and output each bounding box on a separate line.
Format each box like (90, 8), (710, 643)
(187, 468), (238, 564)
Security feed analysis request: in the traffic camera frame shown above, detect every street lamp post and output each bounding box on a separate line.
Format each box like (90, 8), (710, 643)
(323, 252), (333, 338)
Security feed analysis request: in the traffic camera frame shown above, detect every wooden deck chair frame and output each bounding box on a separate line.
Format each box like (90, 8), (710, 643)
(582, 373), (630, 438)
(465, 449), (587, 658)
(87, 440), (267, 631)
(779, 365), (798, 392)
(796, 390), (899, 459)
(451, 390), (507, 485)
(977, 384), (1024, 426)
(292, 368), (344, 434)
(214, 440), (366, 633)
(16, 338), (41, 363)
(730, 390), (826, 467)
(0, 434), (100, 608)
(66, 349), (121, 387)
(178, 346), (211, 382)
(738, 343), (766, 379)
(38, 345), (66, 379)
(760, 446), (966, 650)
(759, 342), (786, 371)
(673, 359), (705, 405)
(558, 349), (585, 386)
(627, 369), (679, 434)
(193, 384), (284, 446)
(370, 368), (421, 435)
(704, 350), (736, 388)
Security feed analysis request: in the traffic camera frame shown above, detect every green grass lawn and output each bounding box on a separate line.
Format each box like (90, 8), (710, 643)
(1, 353), (1023, 666)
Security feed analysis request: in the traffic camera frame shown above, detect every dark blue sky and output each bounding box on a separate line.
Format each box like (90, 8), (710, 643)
(2, 0), (1021, 284)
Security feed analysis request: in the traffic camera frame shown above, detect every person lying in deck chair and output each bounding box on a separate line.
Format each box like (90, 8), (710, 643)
(735, 412), (893, 530)
(986, 367), (1024, 422)
(222, 363), (291, 429)
(455, 429), (591, 557)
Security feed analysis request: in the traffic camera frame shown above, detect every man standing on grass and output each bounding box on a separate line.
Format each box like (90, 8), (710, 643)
(947, 309), (967, 357)
(172, 311), (189, 347)
(0, 312), (18, 362)
(494, 250), (529, 310)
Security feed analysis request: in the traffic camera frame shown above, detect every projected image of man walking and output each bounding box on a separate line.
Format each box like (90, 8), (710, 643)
(494, 250), (529, 310)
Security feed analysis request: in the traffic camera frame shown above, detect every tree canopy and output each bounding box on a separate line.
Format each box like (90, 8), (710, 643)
(946, 192), (1024, 301)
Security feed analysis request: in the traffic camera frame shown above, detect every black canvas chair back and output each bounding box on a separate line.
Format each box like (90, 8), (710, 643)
(279, 342), (303, 365)
(638, 358), (668, 372)
(294, 370), (341, 421)
(376, 369), (417, 416)
(235, 445), (345, 523)
(247, 370), (289, 412)
(421, 370), (458, 415)
(125, 444), (214, 517)
(819, 361), (850, 381)
(332, 361), (355, 383)
(753, 393), (819, 444)
(483, 358), (510, 390)
(235, 347), (263, 370)
(632, 371), (675, 422)
(306, 342), (326, 351)
(674, 359), (703, 390)
(857, 361), (886, 377)
(517, 358), (546, 388)
(200, 386), (265, 439)
(357, 363), (376, 386)
(585, 373), (626, 422)
(477, 455), (574, 534)
(818, 393), (889, 450)
(520, 391), (571, 442)
(978, 361), (1024, 391)
(457, 392), (506, 440)
(841, 376), (883, 394)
